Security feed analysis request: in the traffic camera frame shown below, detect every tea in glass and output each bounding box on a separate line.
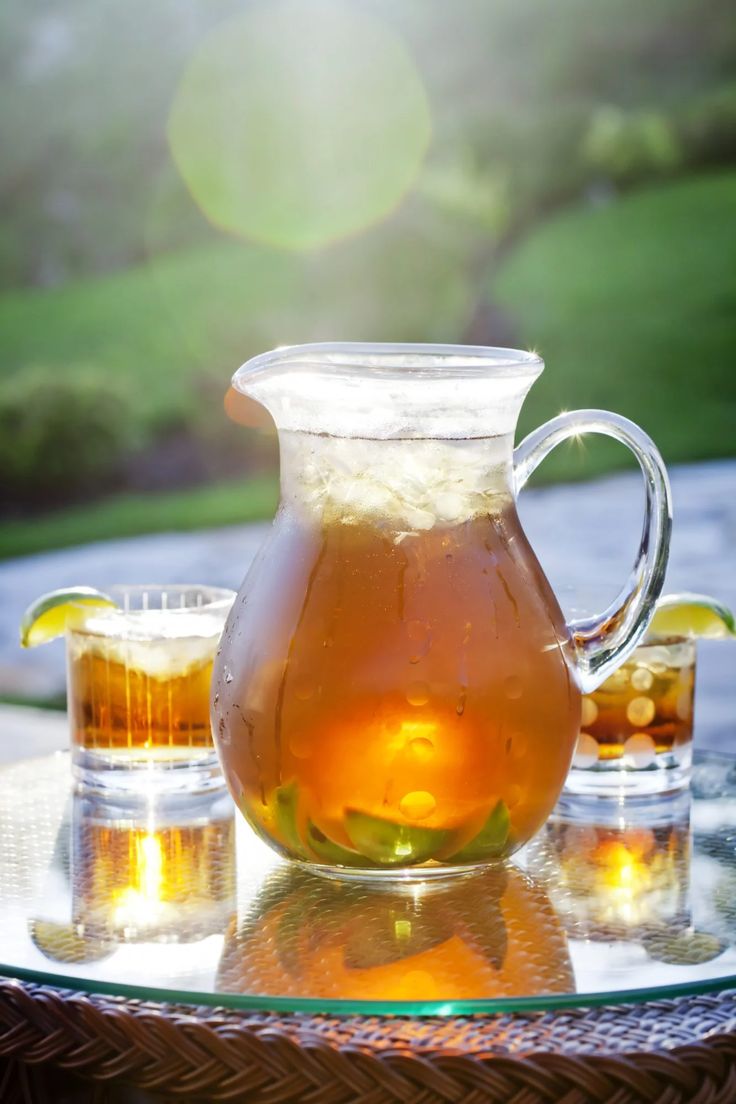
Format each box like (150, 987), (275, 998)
(67, 585), (234, 793)
(565, 635), (695, 798)
(214, 434), (581, 873)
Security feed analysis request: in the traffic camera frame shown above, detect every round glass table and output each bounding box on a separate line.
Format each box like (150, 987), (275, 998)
(2, 751), (736, 1014)
(2, 750), (736, 1101)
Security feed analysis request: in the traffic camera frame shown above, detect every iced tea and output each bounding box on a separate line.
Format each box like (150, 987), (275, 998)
(213, 433), (581, 872)
(67, 585), (233, 789)
(570, 636), (695, 787)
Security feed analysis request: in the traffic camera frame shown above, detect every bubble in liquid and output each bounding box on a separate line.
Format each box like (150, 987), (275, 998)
(508, 734), (528, 761)
(573, 732), (599, 769)
(631, 666), (654, 692)
(580, 697), (598, 727)
(623, 732), (657, 768)
(406, 681), (429, 706)
(504, 675), (523, 700)
(399, 790), (436, 820)
(627, 696), (656, 728)
(409, 736), (434, 761)
(294, 678), (315, 701)
(289, 730), (312, 758)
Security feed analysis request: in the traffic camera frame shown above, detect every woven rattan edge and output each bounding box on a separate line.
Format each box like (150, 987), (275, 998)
(2, 978), (736, 1102)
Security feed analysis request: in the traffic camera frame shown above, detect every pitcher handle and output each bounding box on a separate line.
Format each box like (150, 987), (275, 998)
(514, 409), (672, 694)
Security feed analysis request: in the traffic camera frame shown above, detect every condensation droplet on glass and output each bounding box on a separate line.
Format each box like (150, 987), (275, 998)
(510, 734), (527, 760)
(213, 692), (220, 705)
(504, 675), (523, 700)
(580, 697), (598, 727)
(626, 695), (656, 728)
(406, 681), (429, 707)
(631, 666), (654, 692)
(323, 636), (334, 649)
(289, 731), (312, 759)
(224, 668), (233, 684)
(409, 736), (434, 761)
(399, 790), (436, 820)
(294, 678), (315, 701)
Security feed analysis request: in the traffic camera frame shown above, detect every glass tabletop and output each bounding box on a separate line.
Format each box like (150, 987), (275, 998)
(2, 750), (736, 1016)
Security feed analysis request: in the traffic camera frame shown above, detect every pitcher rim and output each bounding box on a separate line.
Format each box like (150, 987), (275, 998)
(234, 342), (544, 386)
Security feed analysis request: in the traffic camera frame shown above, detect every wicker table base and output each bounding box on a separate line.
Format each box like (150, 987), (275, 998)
(1, 979), (735, 1104)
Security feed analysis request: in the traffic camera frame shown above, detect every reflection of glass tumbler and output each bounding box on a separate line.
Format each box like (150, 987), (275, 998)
(72, 789), (236, 944)
(530, 794), (692, 943)
(564, 633), (695, 799)
(66, 584), (234, 794)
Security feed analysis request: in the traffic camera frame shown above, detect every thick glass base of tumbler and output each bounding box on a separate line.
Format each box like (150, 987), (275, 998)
(562, 751), (691, 806)
(73, 746), (226, 797)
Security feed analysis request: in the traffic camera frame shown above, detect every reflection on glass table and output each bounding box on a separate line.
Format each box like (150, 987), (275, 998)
(218, 865), (572, 1002)
(28, 785), (236, 988)
(524, 789), (731, 992)
(2, 752), (736, 1012)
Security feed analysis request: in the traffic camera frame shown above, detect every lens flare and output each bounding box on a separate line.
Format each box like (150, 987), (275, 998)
(167, 0), (432, 250)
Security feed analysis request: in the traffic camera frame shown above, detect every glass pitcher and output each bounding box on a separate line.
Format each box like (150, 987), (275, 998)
(212, 343), (671, 880)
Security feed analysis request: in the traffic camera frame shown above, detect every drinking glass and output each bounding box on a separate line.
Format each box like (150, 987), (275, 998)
(66, 584), (234, 794)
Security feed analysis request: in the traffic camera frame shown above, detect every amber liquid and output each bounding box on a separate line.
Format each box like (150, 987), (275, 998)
(214, 492), (580, 870)
(577, 638), (695, 766)
(68, 634), (216, 761)
(74, 811), (235, 941)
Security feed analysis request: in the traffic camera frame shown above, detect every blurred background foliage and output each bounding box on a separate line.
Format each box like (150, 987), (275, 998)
(1, 0), (735, 555)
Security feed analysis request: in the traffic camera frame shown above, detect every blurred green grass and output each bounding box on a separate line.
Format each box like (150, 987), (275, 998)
(1, 171), (735, 559)
(495, 171), (736, 480)
(0, 475), (278, 561)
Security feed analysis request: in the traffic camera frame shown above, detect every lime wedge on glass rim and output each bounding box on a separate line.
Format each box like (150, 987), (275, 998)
(19, 587), (117, 648)
(649, 593), (736, 640)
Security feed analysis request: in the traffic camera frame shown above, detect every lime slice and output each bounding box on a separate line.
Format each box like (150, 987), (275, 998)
(272, 781), (308, 859)
(20, 587), (117, 648)
(306, 821), (367, 867)
(344, 809), (450, 866)
(649, 593), (736, 640)
(446, 799), (510, 864)
(29, 920), (115, 964)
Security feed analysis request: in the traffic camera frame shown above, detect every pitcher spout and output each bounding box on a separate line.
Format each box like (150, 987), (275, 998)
(232, 342), (543, 441)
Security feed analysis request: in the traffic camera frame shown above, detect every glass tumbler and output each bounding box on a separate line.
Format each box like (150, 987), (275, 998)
(66, 584), (234, 794)
(564, 632), (695, 800)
